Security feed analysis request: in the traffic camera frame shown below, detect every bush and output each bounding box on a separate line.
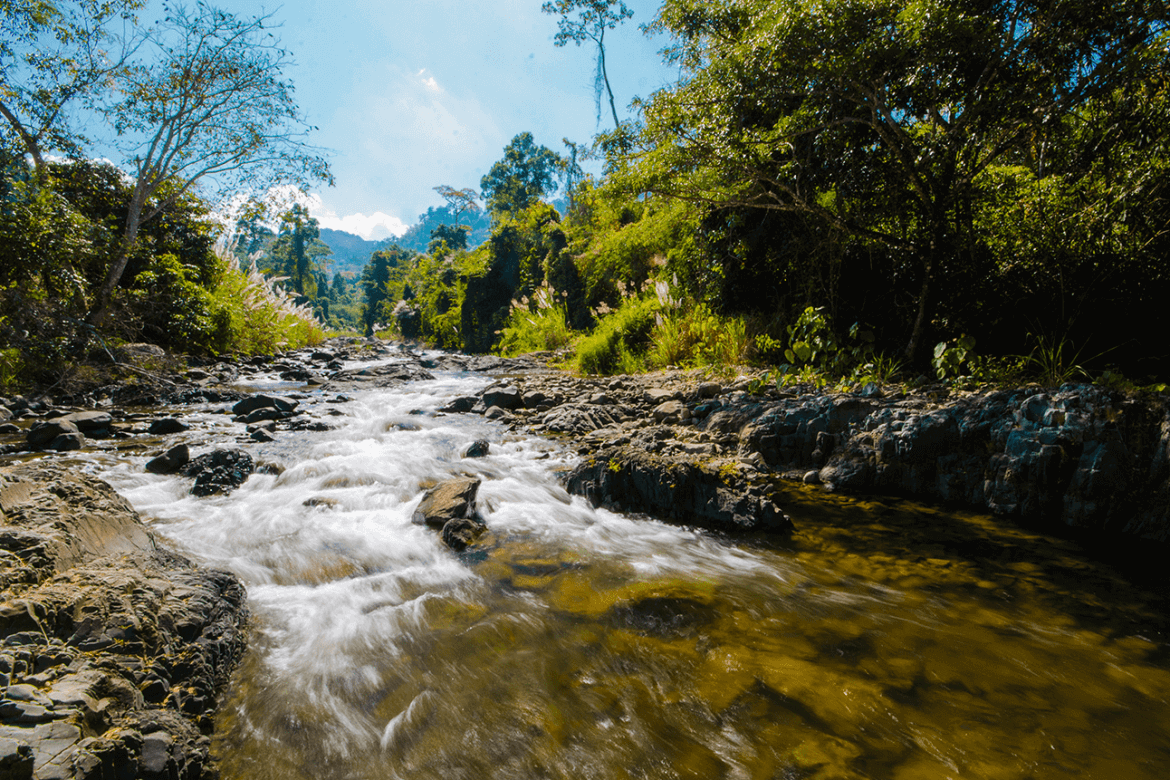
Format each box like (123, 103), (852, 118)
(573, 295), (659, 375)
(496, 282), (574, 356)
(205, 247), (325, 355)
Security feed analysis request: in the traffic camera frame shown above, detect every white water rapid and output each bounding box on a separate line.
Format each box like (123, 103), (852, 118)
(75, 355), (1170, 780)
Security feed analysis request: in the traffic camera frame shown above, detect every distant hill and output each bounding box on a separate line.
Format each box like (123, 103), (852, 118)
(319, 228), (382, 277)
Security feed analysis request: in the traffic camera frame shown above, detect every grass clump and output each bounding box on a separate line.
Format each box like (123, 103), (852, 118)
(573, 294), (659, 375)
(497, 282), (575, 356)
(206, 246), (325, 355)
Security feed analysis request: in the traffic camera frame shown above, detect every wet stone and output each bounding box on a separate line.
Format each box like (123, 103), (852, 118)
(463, 440), (490, 458)
(147, 418), (189, 435)
(145, 444), (189, 475)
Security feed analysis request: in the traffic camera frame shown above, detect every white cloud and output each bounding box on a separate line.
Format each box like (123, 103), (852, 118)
(216, 186), (408, 241)
(417, 68), (441, 92)
(315, 210), (409, 241)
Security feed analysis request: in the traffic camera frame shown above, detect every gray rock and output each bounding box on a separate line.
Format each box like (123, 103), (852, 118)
(179, 449), (254, 497)
(145, 444), (190, 475)
(147, 418), (189, 435)
(652, 401), (688, 424)
(565, 446), (794, 534)
(484, 406), (508, 420)
(412, 478), (481, 530)
(441, 516), (487, 551)
(54, 412), (112, 435)
(46, 433), (85, 452)
(439, 396), (478, 413)
(0, 738), (33, 780)
(482, 386), (522, 410)
(26, 420), (78, 450)
(697, 382), (722, 398)
(463, 440), (490, 458)
(231, 394), (298, 417)
(644, 388), (677, 405)
(250, 429), (276, 443)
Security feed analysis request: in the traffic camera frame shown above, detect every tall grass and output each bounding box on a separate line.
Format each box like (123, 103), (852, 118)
(573, 295), (659, 375)
(496, 282), (575, 356)
(208, 246), (325, 355)
(647, 303), (755, 370)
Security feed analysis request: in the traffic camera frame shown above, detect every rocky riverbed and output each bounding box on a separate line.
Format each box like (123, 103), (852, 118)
(1, 337), (1169, 777)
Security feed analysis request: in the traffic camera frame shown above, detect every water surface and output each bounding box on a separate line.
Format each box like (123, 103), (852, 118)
(86, 365), (1170, 780)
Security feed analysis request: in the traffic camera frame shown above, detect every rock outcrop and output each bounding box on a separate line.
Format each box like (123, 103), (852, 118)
(459, 367), (1170, 543)
(0, 464), (247, 779)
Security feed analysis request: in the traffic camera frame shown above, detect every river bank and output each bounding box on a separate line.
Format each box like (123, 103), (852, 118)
(1, 338), (1169, 777)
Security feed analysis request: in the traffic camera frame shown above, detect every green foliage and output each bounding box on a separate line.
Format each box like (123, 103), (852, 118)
(647, 301), (754, 370)
(0, 348), (20, 390)
(480, 133), (562, 216)
(932, 335), (977, 379)
(784, 307), (836, 367)
(205, 249), (325, 355)
(1023, 334), (1092, 387)
(496, 282), (574, 356)
(574, 294), (658, 375)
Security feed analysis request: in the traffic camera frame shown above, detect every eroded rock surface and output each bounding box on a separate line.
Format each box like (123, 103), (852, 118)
(0, 464), (247, 779)
(457, 366), (1170, 542)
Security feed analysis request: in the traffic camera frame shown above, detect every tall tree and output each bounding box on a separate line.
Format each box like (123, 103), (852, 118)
(480, 132), (562, 215)
(85, 3), (331, 328)
(542, 0), (633, 130)
(433, 184), (480, 229)
(271, 203), (327, 300)
(0, 0), (144, 173)
(632, 0), (1170, 361)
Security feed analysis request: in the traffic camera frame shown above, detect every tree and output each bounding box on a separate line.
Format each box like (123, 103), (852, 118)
(433, 184), (480, 229)
(632, 0), (1170, 361)
(541, 0), (632, 130)
(480, 132), (562, 215)
(85, 2), (331, 329)
(0, 0), (144, 173)
(428, 223), (468, 255)
(270, 203), (327, 300)
(560, 137), (586, 214)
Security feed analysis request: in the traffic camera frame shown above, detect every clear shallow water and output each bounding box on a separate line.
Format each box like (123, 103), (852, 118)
(83, 363), (1170, 780)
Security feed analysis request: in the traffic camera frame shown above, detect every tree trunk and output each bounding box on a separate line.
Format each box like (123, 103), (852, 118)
(85, 191), (146, 329)
(904, 252), (934, 366)
(598, 31), (620, 130)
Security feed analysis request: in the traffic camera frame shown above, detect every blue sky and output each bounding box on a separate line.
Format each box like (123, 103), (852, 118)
(175, 0), (679, 239)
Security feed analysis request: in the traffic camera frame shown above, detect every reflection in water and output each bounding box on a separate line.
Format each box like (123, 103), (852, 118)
(93, 368), (1170, 780)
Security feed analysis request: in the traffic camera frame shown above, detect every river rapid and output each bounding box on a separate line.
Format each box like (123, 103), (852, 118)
(78, 357), (1170, 780)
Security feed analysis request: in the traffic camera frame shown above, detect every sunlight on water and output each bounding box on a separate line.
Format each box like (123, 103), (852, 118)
(90, 361), (1170, 780)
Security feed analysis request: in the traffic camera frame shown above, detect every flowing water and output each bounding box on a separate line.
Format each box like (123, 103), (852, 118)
(74, 358), (1170, 779)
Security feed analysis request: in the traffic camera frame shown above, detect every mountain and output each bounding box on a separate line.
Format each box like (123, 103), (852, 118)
(318, 228), (383, 277)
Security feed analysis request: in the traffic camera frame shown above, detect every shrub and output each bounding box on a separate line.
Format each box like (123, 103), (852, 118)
(574, 295), (659, 375)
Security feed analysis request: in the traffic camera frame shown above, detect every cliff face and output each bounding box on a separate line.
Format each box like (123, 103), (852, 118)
(0, 464), (247, 780)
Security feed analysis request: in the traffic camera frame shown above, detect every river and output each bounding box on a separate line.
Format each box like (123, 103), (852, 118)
(82, 357), (1170, 779)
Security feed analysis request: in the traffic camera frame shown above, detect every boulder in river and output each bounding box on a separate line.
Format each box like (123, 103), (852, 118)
(232, 394), (298, 417)
(441, 516), (488, 551)
(148, 417), (190, 435)
(26, 419), (80, 451)
(412, 477), (481, 530)
(146, 444), (190, 475)
(463, 440), (490, 458)
(179, 449), (255, 497)
(565, 445), (794, 534)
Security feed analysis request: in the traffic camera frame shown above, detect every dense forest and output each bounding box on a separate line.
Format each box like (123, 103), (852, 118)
(3, 0), (1170, 391)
